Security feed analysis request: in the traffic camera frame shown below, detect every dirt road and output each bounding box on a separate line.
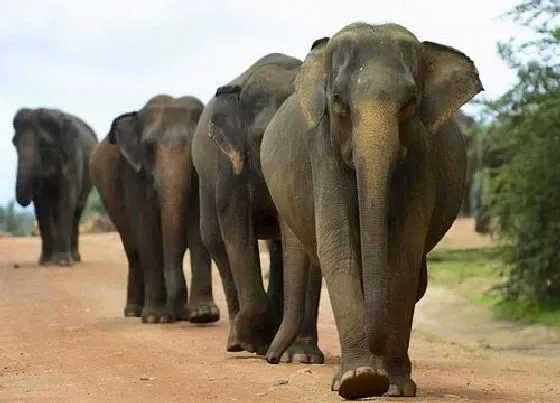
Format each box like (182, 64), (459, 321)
(1, 219), (559, 402)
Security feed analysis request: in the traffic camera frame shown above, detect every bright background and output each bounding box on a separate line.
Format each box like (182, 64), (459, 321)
(0, 0), (523, 206)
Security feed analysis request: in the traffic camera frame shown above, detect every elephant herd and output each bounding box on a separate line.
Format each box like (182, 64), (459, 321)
(10, 22), (483, 400)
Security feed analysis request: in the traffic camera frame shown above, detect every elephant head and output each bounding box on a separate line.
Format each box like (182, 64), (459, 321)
(208, 54), (302, 175)
(296, 23), (483, 354)
(108, 95), (203, 179)
(12, 107), (77, 207)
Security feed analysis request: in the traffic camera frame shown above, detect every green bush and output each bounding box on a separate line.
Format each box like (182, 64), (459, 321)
(485, 0), (560, 307)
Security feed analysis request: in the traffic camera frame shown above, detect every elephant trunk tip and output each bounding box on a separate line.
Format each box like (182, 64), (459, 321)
(16, 195), (32, 208)
(15, 182), (33, 207)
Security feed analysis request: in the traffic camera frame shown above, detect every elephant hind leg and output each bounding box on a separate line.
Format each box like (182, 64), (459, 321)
(70, 207), (83, 262)
(280, 262), (324, 365)
(266, 239), (284, 319)
(266, 224), (308, 364)
(199, 185), (239, 350)
(416, 256), (427, 302)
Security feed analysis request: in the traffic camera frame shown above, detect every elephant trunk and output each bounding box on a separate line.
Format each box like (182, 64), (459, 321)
(155, 146), (191, 315)
(15, 156), (36, 207)
(354, 101), (400, 356)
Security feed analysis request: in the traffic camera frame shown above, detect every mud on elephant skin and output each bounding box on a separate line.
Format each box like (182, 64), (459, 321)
(192, 53), (324, 363)
(89, 94), (219, 325)
(12, 107), (98, 266)
(260, 24), (482, 399)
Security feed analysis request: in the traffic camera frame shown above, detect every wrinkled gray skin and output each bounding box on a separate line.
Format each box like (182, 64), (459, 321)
(261, 24), (483, 400)
(192, 54), (324, 363)
(12, 108), (98, 266)
(89, 95), (219, 324)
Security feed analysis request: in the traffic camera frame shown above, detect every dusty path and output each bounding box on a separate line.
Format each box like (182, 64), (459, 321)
(1, 219), (559, 402)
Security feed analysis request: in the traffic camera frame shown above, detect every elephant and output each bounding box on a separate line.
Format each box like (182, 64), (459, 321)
(89, 94), (220, 324)
(456, 109), (478, 217)
(192, 53), (325, 363)
(12, 107), (98, 266)
(473, 131), (507, 234)
(260, 23), (483, 399)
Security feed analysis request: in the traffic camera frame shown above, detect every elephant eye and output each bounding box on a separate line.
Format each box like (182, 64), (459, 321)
(331, 94), (348, 117)
(399, 95), (417, 121)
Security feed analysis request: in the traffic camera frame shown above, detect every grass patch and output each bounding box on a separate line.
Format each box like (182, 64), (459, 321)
(472, 293), (560, 327)
(427, 246), (560, 327)
(426, 247), (504, 289)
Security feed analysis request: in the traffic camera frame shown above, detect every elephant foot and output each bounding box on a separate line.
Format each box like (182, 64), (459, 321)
(280, 338), (324, 364)
(52, 252), (74, 267)
(188, 301), (220, 324)
(385, 377), (417, 397)
(124, 304), (143, 317)
(331, 367), (390, 400)
(225, 314), (244, 352)
(226, 330), (243, 352)
(38, 254), (53, 266)
(235, 306), (280, 355)
(71, 249), (82, 263)
(141, 305), (174, 324)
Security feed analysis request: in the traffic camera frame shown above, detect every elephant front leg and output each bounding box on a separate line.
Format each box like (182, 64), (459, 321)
(34, 197), (55, 266)
(140, 215), (170, 324)
(137, 225), (169, 323)
(379, 238), (426, 397)
(314, 171), (389, 399)
(70, 207), (84, 262)
(321, 248), (389, 400)
(217, 183), (278, 355)
(52, 190), (77, 266)
(281, 262), (324, 364)
(129, 184), (169, 323)
(186, 208), (219, 324)
(379, 162), (434, 398)
(124, 247), (144, 317)
(160, 220), (188, 322)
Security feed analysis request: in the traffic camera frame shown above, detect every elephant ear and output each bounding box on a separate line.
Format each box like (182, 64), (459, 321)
(11, 108), (34, 144)
(107, 111), (143, 173)
(58, 116), (79, 159)
(35, 109), (77, 160)
(208, 84), (246, 175)
(295, 37), (330, 129)
(420, 41), (484, 133)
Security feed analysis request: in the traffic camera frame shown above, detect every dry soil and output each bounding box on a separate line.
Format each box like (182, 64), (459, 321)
(1, 218), (559, 402)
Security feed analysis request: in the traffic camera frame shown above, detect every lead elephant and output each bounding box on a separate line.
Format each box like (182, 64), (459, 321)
(12, 108), (98, 266)
(260, 24), (483, 399)
(192, 53), (324, 363)
(89, 95), (220, 324)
